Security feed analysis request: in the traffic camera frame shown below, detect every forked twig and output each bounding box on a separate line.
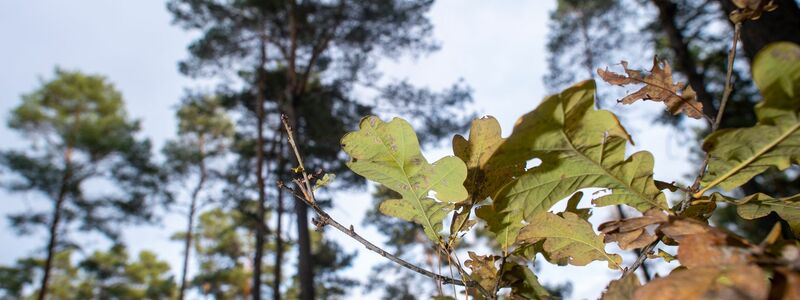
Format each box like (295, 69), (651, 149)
(278, 114), (480, 289)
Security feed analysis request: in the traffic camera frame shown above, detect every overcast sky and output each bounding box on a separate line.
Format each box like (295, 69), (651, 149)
(0, 1), (700, 299)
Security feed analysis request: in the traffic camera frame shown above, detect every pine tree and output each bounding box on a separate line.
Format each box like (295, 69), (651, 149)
(162, 93), (234, 300)
(0, 69), (167, 300)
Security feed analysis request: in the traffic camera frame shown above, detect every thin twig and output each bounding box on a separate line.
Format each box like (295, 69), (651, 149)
(628, 22), (742, 277)
(281, 115), (315, 203)
(682, 21), (741, 209)
(278, 115), (477, 289)
(623, 242), (658, 278)
(712, 22), (741, 133)
(277, 182), (470, 286)
(491, 255), (508, 299)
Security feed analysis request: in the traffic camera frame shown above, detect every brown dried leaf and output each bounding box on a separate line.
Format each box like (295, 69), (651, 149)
(657, 218), (711, 242)
(601, 274), (641, 300)
(597, 58), (706, 119)
(464, 251), (500, 292)
(598, 209), (668, 250)
(730, 0), (778, 22)
(770, 268), (800, 300)
(633, 265), (769, 300)
(678, 231), (753, 269)
(657, 218), (757, 270)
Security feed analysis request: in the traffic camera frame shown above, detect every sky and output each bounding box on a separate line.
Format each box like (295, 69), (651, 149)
(0, 1), (701, 299)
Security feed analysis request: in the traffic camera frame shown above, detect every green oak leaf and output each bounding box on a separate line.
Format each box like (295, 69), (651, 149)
(452, 116), (524, 237)
(475, 204), (523, 252)
(341, 116), (468, 242)
(697, 42), (800, 196)
(711, 192), (800, 239)
(517, 211), (622, 269)
(501, 262), (550, 300)
(481, 80), (667, 246)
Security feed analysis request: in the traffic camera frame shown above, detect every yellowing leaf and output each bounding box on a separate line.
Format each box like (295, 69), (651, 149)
(341, 116), (468, 242)
(452, 116), (524, 236)
(487, 80), (667, 242)
(597, 57), (706, 119)
(696, 43), (800, 196)
(454, 116), (523, 202)
(713, 192), (800, 239)
(517, 212), (622, 269)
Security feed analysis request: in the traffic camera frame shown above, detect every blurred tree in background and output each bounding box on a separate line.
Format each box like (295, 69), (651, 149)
(186, 208), (257, 299)
(0, 69), (168, 300)
(166, 1), (472, 299)
(162, 94), (234, 300)
(0, 246), (176, 300)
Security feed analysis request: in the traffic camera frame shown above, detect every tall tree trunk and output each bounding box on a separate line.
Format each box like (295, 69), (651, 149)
(283, 3), (314, 298)
(252, 35), (269, 300)
(37, 147), (72, 300)
(272, 176), (285, 300)
(295, 197), (314, 300)
(273, 136), (286, 300)
(179, 138), (207, 300)
(716, 0), (800, 62)
(652, 0), (716, 117)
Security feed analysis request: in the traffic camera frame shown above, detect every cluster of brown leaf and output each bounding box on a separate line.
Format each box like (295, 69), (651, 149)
(599, 213), (800, 300)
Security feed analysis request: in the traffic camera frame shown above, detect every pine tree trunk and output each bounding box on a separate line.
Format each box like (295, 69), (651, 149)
(716, 0), (800, 62)
(179, 139), (207, 300)
(37, 147), (72, 300)
(273, 181), (284, 300)
(280, 104), (314, 300)
(295, 199), (314, 300)
(651, 0), (716, 117)
(283, 3), (314, 297)
(252, 35), (269, 300)
(273, 138), (286, 300)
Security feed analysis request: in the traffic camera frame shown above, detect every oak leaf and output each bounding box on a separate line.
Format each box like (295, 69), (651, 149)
(601, 274), (641, 300)
(697, 42), (800, 196)
(598, 209), (667, 250)
(452, 116), (524, 236)
(464, 251), (500, 292)
(633, 265), (769, 300)
(711, 192), (800, 239)
(517, 211), (622, 269)
(341, 116), (468, 242)
(483, 81), (668, 248)
(597, 57), (705, 119)
(500, 262), (550, 300)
